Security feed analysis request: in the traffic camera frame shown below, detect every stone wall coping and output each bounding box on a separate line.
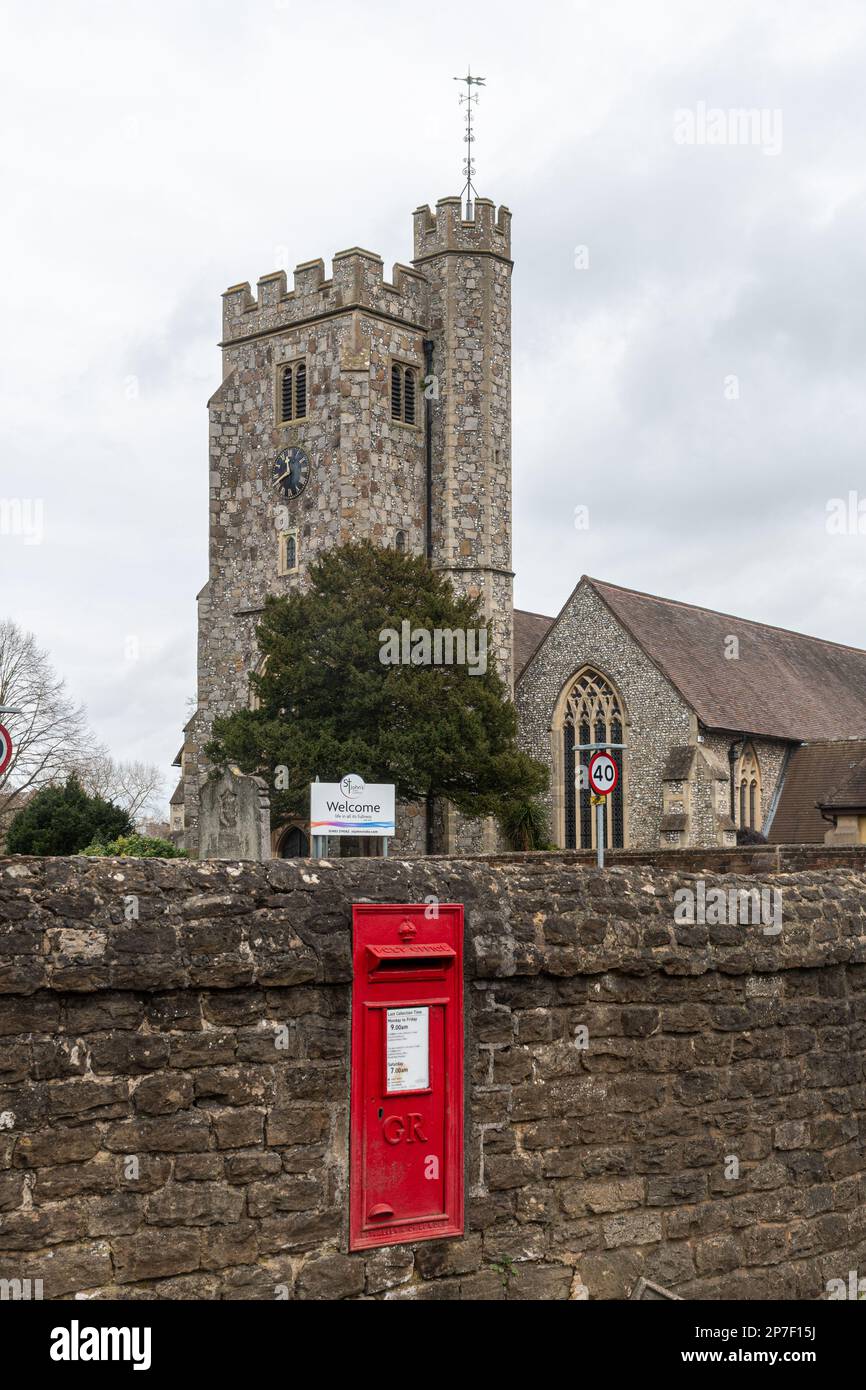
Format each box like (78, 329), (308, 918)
(2, 854), (865, 996)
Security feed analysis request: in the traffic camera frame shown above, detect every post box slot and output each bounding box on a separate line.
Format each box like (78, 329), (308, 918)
(367, 944), (454, 964)
(373, 955), (447, 973)
(366, 943), (455, 980)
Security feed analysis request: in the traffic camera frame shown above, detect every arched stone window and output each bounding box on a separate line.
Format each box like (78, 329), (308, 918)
(391, 364), (418, 425)
(553, 666), (627, 850)
(281, 364), (293, 422)
(737, 743), (762, 830)
(279, 360), (307, 423)
(278, 531), (298, 575)
(403, 368), (416, 425)
(395, 529), (407, 553)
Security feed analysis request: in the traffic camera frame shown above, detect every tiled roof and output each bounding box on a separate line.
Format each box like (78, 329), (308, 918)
(663, 746), (695, 780)
(821, 752), (866, 811)
(586, 579), (866, 741)
(513, 608), (555, 679)
(768, 740), (866, 843)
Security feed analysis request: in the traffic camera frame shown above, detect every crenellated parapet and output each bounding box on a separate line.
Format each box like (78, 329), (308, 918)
(221, 247), (429, 344)
(412, 195), (512, 263)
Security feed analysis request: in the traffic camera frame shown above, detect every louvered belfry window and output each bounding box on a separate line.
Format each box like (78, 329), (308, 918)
(562, 668), (626, 850)
(281, 365), (293, 422)
(279, 361), (307, 423)
(391, 364), (418, 424)
(403, 368), (416, 425)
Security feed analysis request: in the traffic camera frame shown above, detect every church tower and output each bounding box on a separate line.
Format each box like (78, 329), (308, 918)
(175, 193), (514, 855)
(414, 197), (514, 690)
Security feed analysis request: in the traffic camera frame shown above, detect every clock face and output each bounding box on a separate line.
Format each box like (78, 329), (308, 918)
(272, 446), (310, 500)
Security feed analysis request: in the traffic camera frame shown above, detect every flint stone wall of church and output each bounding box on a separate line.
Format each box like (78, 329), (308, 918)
(700, 733), (789, 839)
(515, 586), (796, 851)
(1, 852), (865, 1301)
(516, 582), (695, 848)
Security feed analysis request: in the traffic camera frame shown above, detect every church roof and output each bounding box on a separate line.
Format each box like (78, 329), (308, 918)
(820, 751), (866, 811)
(768, 740), (866, 842)
(514, 608), (555, 678)
(586, 578), (866, 742)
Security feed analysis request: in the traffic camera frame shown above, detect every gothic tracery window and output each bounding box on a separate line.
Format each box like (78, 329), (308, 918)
(737, 743), (762, 831)
(560, 667), (626, 850)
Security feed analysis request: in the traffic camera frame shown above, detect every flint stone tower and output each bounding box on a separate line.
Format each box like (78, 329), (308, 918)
(176, 195), (514, 856)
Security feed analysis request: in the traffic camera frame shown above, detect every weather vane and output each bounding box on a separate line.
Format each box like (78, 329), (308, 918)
(453, 69), (485, 218)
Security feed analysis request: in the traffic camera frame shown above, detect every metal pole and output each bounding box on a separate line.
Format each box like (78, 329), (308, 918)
(573, 741), (626, 869)
(382, 837), (389, 859)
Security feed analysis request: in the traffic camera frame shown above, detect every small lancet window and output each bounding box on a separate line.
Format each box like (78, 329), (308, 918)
(391, 364), (402, 420)
(736, 744), (762, 831)
(403, 368), (416, 425)
(281, 366), (293, 422)
(278, 531), (298, 575)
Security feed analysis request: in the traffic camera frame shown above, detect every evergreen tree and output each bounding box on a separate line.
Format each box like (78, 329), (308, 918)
(206, 541), (547, 828)
(6, 775), (132, 855)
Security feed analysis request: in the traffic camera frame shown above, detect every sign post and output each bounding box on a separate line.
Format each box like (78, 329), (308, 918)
(574, 741), (627, 869)
(310, 773), (396, 858)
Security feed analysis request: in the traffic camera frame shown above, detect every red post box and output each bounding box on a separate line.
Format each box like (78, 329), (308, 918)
(349, 903), (464, 1251)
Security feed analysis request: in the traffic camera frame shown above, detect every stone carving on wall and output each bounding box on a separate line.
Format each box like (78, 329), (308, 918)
(199, 766), (271, 861)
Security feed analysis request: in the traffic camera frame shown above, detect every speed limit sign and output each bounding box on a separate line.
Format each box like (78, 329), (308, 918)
(0, 723), (12, 778)
(588, 750), (618, 796)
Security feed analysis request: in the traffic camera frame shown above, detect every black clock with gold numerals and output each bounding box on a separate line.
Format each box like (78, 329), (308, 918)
(272, 446), (310, 500)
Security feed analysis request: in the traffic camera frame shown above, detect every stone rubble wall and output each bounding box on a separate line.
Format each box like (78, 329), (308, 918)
(1, 851), (865, 1300)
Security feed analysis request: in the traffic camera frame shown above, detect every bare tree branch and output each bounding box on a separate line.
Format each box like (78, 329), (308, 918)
(75, 749), (166, 822)
(0, 621), (167, 838)
(0, 619), (91, 821)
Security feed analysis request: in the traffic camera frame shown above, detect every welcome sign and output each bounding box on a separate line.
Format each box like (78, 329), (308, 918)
(310, 773), (396, 837)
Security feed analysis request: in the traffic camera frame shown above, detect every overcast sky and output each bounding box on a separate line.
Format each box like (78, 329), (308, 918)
(2, 0), (865, 811)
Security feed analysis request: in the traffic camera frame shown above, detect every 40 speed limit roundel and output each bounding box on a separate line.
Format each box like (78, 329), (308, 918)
(588, 750), (618, 796)
(0, 723), (12, 778)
